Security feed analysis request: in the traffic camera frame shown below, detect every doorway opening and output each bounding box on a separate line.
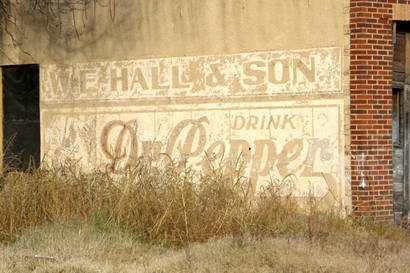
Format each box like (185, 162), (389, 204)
(1, 64), (40, 171)
(393, 22), (410, 222)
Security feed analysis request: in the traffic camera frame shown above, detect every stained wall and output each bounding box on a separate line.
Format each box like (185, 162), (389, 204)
(1, 0), (351, 209)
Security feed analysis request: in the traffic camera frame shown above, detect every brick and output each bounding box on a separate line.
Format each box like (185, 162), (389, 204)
(349, 0), (405, 221)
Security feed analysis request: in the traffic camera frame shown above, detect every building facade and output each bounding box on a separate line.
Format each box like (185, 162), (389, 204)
(0, 0), (409, 221)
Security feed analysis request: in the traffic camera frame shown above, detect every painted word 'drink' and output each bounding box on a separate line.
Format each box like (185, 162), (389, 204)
(40, 47), (345, 199)
(41, 100), (344, 198)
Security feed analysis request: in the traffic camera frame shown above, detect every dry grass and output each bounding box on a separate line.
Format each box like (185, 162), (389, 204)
(0, 158), (305, 245)
(1, 222), (410, 273)
(0, 158), (409, 272)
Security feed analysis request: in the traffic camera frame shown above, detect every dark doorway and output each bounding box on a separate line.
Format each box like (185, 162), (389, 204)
(2, 64), (40, 171)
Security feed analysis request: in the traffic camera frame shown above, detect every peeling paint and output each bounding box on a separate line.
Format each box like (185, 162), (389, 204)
(40, 48), (345, 201)
(40, 48), (341, 103)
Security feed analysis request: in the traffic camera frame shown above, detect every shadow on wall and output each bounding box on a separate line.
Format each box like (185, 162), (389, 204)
(9, 0), (136, 64)
(1, 0), (344, 65)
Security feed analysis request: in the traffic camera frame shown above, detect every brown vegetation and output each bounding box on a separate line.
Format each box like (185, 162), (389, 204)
(0, 159), (409, 272)
(0, 159), (303, 245)
(2, 222), (410, 273)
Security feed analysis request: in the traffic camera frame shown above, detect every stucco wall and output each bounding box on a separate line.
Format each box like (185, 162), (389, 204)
(2, 0), (350, 209)
(2, 0), (346, 65)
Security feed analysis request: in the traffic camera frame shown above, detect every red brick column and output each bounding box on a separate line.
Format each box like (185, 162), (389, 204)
(350, 0), (410, 220)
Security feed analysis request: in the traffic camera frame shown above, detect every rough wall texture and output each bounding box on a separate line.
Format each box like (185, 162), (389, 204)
(350, 0), (410, 220)
(1, 0), (346, 65)
(1, 0), (352, 211)
(40, 48), (346, 204)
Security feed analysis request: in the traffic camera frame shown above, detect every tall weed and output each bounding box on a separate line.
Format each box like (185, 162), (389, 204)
(0, 158), (407, 247)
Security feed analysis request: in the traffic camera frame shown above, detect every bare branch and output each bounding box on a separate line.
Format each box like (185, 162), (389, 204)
(0, 0), (111, 62)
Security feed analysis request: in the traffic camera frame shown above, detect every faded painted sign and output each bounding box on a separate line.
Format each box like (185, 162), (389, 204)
(40, 48), (345, 199)
(41, 47), (341, 102)
(41, 100), (344, 198)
